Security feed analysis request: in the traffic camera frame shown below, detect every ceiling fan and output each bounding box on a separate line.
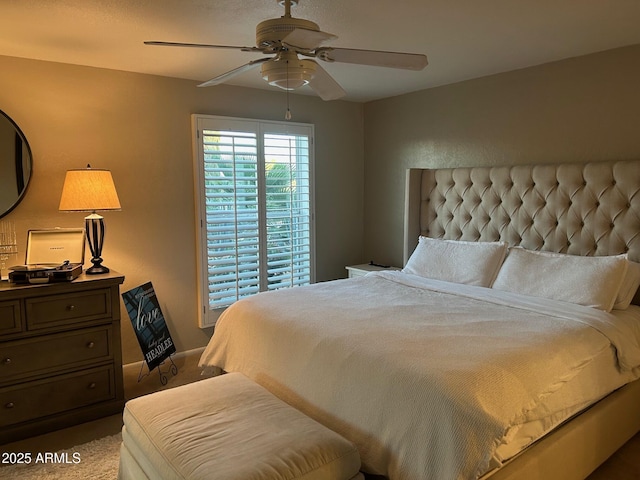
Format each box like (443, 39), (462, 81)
(145, 0), (428, 101)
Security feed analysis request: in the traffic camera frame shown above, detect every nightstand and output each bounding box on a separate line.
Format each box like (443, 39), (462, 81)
(345, 263), (401, 278)
(0, 271), (125, 444)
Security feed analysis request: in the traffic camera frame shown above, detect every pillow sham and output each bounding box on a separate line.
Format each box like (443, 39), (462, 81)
(402, 237), (508, 287)
(492, 248), (628, 312)
(613, 260), (640, 310)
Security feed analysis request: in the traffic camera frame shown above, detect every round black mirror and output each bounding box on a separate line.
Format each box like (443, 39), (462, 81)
(0, 110), (32, 218)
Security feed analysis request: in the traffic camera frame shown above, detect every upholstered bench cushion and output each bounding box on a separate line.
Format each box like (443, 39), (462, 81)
(119, 372), (362, 480)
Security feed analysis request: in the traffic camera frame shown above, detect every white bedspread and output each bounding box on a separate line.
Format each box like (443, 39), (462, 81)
(199, 271), (640, 480)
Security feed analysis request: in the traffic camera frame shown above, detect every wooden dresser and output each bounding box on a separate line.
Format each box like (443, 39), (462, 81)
(0, 271), (125, 444)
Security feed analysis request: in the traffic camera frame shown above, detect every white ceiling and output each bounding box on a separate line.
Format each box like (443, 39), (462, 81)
(2, 0), (640, 102)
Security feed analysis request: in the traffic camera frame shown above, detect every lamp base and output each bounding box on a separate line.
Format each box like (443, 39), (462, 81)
(86, 264), (110, 275)
(84, 214), (110, 275)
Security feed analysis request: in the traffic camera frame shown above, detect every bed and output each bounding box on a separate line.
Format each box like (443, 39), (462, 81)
(199, 159), (640, 480)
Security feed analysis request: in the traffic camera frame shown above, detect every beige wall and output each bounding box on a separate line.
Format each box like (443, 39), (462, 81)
(0, 55), (364, 364)
(5, 44), (640, 363)
(363, 44), (640, 268)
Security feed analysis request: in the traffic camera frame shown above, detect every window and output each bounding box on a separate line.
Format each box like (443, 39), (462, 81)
(192, 115), (315, 327)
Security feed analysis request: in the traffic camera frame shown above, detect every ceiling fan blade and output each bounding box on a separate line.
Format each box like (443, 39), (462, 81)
(307, 61), (346, 101)
(282, 28), (337, 51)
(318, 47), (428, 71)
(145, 41), (261, 52)
(198, 57), (272, 87)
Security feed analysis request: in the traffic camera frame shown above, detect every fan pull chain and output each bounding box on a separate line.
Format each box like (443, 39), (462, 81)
(285, 58), (292, 120)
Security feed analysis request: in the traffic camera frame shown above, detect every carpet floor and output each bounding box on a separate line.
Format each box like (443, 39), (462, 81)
(0, 433), (121, 479)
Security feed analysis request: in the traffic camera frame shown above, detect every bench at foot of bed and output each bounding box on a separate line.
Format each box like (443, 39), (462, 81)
(118, 372), (363, 480)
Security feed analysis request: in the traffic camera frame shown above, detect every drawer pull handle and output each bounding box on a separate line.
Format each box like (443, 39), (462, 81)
(86, 342), (95, 349)
(5, 402), (14, 409)
(88, 382), (96, 390)
(2, 358), (11, 365)
(67, 305), (76, 311)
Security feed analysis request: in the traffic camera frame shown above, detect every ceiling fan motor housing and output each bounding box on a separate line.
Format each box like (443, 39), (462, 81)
(256, 17), (319, 52)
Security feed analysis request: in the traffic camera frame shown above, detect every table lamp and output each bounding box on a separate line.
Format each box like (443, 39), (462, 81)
(59, 165), (121, 274)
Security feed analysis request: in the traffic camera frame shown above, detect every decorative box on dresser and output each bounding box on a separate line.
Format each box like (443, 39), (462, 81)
(0, 271), (125, 444)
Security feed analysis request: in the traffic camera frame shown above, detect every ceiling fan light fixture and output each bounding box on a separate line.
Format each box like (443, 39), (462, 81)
(262, 57), (316, 90)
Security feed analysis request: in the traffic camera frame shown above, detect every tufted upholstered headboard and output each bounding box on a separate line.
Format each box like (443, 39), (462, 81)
(404, 160), (640, 268)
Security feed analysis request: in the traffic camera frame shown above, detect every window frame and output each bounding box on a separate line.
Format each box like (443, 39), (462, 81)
(191, 114), (316, 327)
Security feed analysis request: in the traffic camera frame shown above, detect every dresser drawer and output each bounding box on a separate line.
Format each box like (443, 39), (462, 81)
(25, 289), (111, 330)
(0, 300), (22, 336)
(0, 326), (112, 383)
(0, 365), (115, 427)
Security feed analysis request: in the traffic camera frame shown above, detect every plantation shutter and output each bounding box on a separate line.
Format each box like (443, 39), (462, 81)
(264, 133), (312, 291)
(192, 115), (315, 327)
(202, 129), (260, 308)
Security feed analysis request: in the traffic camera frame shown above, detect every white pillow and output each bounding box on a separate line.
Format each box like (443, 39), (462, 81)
(613, 260), (640, 310)
(403, 237), (508, 287)
(492, 248), (628, 312)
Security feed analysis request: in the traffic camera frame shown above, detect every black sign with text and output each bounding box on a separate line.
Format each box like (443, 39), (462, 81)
(122, 282), (176, 371)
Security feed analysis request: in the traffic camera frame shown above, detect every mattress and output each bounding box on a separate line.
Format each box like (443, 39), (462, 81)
(199, 271), (640, 480)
